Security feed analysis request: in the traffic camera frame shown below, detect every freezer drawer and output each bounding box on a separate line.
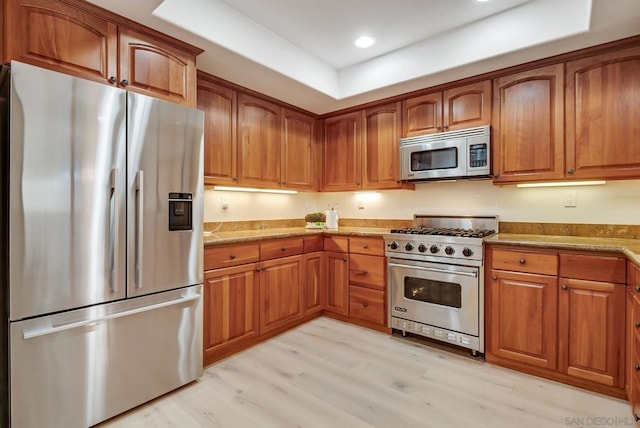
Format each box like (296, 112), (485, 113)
(9, 285), (203, 428)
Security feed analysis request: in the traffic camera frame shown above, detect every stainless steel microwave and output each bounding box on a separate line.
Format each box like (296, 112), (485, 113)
(400, 125), (490, 181)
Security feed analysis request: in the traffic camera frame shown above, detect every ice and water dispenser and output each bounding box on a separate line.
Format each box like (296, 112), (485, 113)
(168, 193), (193, 231)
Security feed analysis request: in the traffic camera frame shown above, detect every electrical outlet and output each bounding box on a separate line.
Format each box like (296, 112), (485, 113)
(357, 199), (365, 209)
(221, 196), (229, 210)
(564, 190), (577, 207)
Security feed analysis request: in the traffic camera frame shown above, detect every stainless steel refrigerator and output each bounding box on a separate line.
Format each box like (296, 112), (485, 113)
(0, 61), (204, 427)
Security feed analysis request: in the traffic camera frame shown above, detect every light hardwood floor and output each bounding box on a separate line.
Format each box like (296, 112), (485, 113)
(100, 317), (634, 428)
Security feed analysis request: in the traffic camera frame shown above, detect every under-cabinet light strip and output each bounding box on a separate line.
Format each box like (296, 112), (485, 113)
(516, 181), (606, 188)
(212, 186), (298, 195)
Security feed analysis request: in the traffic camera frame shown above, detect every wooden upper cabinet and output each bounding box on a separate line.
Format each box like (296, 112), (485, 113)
(118, 27), (197, 106)
(282, 109), (316, 190)
(5, 0), (117, 82)
(323, 111), (362, 191)
(4, 0), (200, 106)
(402, 80), (490, 137)
(363, 102), (402, 189)
(237, 94), (282, 187)
(566, 46), (640, 180)
(197, 75), (237, 185)
(492, 64), (565, 183)
(403, 92), (442, 136)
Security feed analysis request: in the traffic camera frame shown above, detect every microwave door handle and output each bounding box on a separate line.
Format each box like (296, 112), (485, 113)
(389, 262), (477, 278)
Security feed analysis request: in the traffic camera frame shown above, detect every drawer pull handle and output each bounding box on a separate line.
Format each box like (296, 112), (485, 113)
(230, 254), (236, 260)
(635, 364), (640, 372)
(362, 270), (368, 275)
(519, 258), (525, 264)
(362, 302), (368, 308)
(561, 284), (568, 290)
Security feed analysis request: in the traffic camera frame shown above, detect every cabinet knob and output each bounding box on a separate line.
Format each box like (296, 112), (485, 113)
(519, 258), (526, 264)
(281, 247), (287, 251)
(491, 275), (497, 281)
(362, 270), (368, 275)
(356, 181), (361, 186)
(342, 257), (347, 262)
(567, 168), (574, 174)
(561, 284), (568, 290)
(363, 245), (368, 249)
(635, 364), (640, 372)
(636, 286), (640, 293)
(121, 79), (129, 86)
(232, 177), (238, 181)
(443, 124), (449, 129)
(436, 125), (442, 130)
(108, 76), (117, 84)
(229, 254), (236, 260)
(261, 266), (267, 271)
(635, 414), (640, 422)
(635, 321), (640, 329)
(493, 173), (500, 179)
(255, 267), (261, 272)
(362, 301), (368, 308)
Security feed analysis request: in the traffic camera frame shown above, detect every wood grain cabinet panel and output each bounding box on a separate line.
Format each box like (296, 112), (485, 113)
(324, 251), (349, 315)
(349, 237), (384, 256)
(5, 0), (117, 82)
(119, 27), (196, 106)
(259, 237), (303, 260)
(203, 264), (259, 364)
(349, 254), (384, 290)
(402, 80), (490, 137)
(362, 103), (402, 189)
(349, 285), (385, 325)
(324, 236), (349, 253)
(197, 75), (237, 186)
(492, 248), (558, 275)
(282, 109), (316, 190)
(488, 270), (559, 370)
(558, 278), (625, 387)
(303, 251), (323, 316)
(559, 254), (626, 283)
(492, 64), (565, 183)
(204, 243), (260, 270)
(322, 111), (362, 191)
(258, 255), (303, 335)
(237, 94), (282, 187)
(566, 45), (640, 180)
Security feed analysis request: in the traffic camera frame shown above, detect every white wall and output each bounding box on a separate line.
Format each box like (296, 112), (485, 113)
(204, 179), (640, 225)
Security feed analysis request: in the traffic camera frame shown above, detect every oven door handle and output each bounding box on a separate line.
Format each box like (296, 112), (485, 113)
(389, 262), (478, 278)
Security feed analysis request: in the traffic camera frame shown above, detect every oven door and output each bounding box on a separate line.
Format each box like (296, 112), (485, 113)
(389, 258), (479, 335)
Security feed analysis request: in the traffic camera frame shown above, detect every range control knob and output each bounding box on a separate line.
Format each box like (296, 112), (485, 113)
(389, 241), (399, 250)
(418, 244), (427, 253)
(462, 247), (474, 257)
(405, 242), (415, 251)
(444, 246), (455, 255)
(430, 245), (439, 254)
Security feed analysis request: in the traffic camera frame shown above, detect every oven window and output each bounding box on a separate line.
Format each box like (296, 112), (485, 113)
(404, 276), (462, 308)
(410, 147), (457, 171)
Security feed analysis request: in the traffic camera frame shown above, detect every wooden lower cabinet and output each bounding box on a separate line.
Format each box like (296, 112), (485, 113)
(488, 270), (558, 370)
(203, 263), (259, 365)
(303, 251), (323, 315)
(324, 251), (349, 315)
(258, 255), (303, 335)
(558, 277), (625, 388)
(349, 285), (385, 325)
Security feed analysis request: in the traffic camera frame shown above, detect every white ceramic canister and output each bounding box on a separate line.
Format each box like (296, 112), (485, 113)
(325, 210), (338, 230)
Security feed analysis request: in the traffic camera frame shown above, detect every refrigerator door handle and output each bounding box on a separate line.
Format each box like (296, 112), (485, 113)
(109, 168), (119, 293)
(22, 294), (201, 340)
(135, 170), (144, 288)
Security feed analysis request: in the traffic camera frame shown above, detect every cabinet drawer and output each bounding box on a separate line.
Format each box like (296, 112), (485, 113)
(349, 237), (384, 256)
(492, 249), (557, 275)
(205, 243), (259, 270)
(260, 237), (304, 261)
(303, 235), (323, 253)
(349, 285), (385, 325)
(560, 254), (626, 283)
(349, 254), (385, 290)
(324, 236), (349, 253)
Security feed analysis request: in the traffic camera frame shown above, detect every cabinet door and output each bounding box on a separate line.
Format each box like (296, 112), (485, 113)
(5, 0), (118, 83)
(362, 102), (403, 189)
(259, 255), (303, 334)
(322, 112), (362, 191)
(402, 92), (442, 136)
(282, 109), (316, 190)
(324, 251), (349, 315)
(558, 278), (625, 387)
(203, 264), (259, 363)
(119, 27), (197, 106)
(566, 46), (640, 179)
(237, 94), (282, 187)
(492, 64), (565, 183)
(197, 76), (237, 185)
(303, 252), (323, 315)
(488, 270), (558, 370)
(443, 80), (491, 132)
(627, 285), (634, 400)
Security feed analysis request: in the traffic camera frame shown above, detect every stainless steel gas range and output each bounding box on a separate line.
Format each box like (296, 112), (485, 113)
(385, 215), (498, 355)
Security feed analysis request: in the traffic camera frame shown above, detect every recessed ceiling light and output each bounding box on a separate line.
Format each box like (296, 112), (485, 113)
(354, 36), (376, 48)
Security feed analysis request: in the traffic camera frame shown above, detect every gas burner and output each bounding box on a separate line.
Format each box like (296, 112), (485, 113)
(389, 226), (496, 238)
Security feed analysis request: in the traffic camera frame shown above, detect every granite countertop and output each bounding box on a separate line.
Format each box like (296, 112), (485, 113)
(203, 227), (390, 246)
(486, 233), (640, 266)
